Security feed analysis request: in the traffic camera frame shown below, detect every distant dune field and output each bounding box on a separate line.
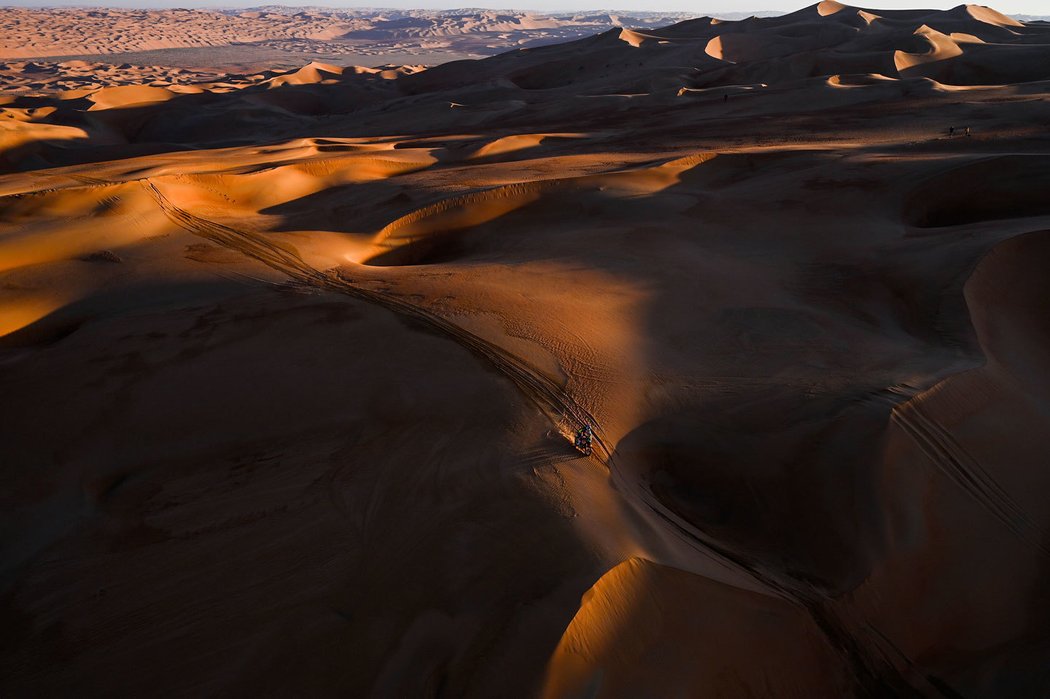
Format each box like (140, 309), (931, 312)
(0, 7), (695, 89)
(0, 8), (692, 71)
(3, 3), (1050, 697)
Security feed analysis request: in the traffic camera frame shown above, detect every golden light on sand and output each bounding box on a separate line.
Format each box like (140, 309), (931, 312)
(0, 294), (68, 338)
(3, 3), (1050, 696)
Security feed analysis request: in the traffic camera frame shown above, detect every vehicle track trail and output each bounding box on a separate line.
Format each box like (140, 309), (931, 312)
(144, 178), (942, 697)
(145, 180), (609, 454)
(892, 401), (1050, 557)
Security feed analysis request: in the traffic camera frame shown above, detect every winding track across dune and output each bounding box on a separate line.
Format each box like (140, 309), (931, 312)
(6, 4), (1050, 693)
(143, 178), (938, 696)
(144, 180), (608, 453)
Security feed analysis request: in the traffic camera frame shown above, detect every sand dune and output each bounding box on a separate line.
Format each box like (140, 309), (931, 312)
(542, 558), (850, 697)
(0, 7), (694, 67)
(3, 3), (1050, 697)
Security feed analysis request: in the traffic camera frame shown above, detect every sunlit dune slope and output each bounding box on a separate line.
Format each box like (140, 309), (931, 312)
(542, 557), (852, 697)
(3, 3), (1050, 698)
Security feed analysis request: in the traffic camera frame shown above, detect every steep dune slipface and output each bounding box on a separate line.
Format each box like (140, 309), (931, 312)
(965, 231), (1050, 392)
(541, 558), (850, 698)
(903, 155), (1050, 228)
(3, 3), (1050, 697)
(847, 230), (1050, 696)
(894, 25), (965, 72)
(966, 4), (1024, 28)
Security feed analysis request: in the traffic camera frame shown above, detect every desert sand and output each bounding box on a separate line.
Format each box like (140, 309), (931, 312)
(0, 8), (693, 78)
(3, 2), (1050, 697)
(0, 8), (693, 93)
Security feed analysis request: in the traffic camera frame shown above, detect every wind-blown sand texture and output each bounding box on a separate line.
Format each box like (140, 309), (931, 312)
(3, 3), (1050, 697)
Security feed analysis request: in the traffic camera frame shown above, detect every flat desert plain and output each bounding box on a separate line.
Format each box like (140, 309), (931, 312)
(2, 2), (1050, 697)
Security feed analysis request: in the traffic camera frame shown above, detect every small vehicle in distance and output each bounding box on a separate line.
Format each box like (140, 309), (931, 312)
(574, 424), (594, 456)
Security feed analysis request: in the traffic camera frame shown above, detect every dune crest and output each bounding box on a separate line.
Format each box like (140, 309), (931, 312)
(542, 558), (850, 698)
(87, 84), (178, 109)
(894, 25), (965, 71)
(618, 28), (646, 48)
(817, 0), (848, 17)
(266, 61), (345, 87)
(966, 3), (1024, 27)
(704, 35), (727, 60)
(3, 3), (1050, 697)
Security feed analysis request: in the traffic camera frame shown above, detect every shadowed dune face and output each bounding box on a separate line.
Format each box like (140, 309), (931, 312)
(964, 230), (1050, 392)
(904, 155), (1050, 227)
(4, 3), (1050, 698)
(0, 290), (602, 697)
(611, 394), (892, 593)
(840, 231), (1050, 697)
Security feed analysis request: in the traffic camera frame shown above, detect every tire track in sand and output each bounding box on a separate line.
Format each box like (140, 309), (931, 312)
(892, 400), (1050, 557)
(144, 180), (609, 455)
(145, 179), (939, 697)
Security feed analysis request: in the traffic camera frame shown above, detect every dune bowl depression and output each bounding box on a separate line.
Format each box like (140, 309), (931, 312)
(3, 2), (1050, 697)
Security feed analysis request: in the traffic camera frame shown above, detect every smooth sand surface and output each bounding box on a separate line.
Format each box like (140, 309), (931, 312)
(3, 3), (1050, 697)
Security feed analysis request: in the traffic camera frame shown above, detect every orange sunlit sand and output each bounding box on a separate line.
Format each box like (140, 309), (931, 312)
(3, 3), (1050, 696)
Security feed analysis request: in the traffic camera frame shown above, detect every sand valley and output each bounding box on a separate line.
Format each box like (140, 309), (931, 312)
(2, 2), (1050, 697)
